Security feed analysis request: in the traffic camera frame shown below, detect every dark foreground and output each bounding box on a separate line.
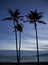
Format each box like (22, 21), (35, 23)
(0, 62), (48, 65)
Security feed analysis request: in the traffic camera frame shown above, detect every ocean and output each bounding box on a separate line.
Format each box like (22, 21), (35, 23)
(0, 50), (48, 62)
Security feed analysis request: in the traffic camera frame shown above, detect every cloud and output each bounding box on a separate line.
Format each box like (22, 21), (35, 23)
(21, 38), (48, 50)
(0, 41), (16, 50)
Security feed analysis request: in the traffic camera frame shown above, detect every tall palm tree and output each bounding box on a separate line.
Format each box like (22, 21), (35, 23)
(26, 10), (46, 64)
(14, 23), (23, 64)
(17, 23), (23, 64)
(2, 8), (23, 63)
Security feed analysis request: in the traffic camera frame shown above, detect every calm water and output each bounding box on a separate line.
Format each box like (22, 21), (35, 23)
(0, 50), (48, 62)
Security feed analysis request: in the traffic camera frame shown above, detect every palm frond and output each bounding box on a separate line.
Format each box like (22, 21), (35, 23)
(14, 9), (20, 16)
(8, 8), (13, 17)
(38, 12), (44, 15)
(35, 9), (37, 13)
(38, 21), (46, 24)
(30, 11), (34, 14)
(2, 17), (12, 21)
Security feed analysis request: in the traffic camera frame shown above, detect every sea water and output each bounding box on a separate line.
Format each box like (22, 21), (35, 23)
(0, 50), (48, 62)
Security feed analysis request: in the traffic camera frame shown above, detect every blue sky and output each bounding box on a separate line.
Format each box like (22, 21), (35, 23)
(0, 0), (48, 50)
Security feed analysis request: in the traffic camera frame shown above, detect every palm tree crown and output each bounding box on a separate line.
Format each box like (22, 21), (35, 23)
(27, 10), (46, 29)
(17, 23), (23, 32)
(14, 23), (23, 32)
(2, 8), (23, 24)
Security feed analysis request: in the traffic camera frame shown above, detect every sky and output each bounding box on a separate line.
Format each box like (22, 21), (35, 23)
(0, 0), (48, 51)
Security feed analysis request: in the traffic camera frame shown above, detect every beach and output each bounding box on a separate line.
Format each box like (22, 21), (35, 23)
(0, 62), (48, 65)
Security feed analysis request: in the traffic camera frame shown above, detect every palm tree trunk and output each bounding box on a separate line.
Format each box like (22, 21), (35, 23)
(14, 21), (18, 63)
(35, 23), (39, 65)
(18, 32), (21, 64)
(15, 30), (18, 63)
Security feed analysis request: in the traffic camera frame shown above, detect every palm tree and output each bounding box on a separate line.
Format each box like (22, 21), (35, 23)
(17, 23), (23, 63)
(2, 8), (23, 63)
(26, 10), (46, 64)
(14, 23), (23, 64)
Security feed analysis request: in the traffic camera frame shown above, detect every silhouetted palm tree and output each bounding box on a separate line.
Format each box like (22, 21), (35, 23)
(2, 8), (23, 63)
(14, 23), (23, 64)
(17, 23), (23, 64)
(26, 10), (46, 64)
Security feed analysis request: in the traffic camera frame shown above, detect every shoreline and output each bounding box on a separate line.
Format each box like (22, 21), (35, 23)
(0, 62), (48, 65)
